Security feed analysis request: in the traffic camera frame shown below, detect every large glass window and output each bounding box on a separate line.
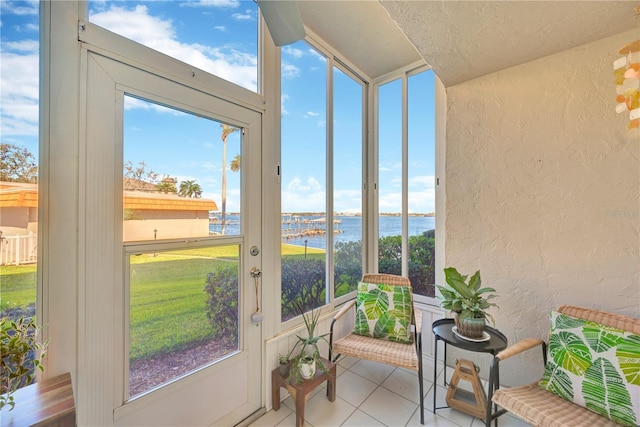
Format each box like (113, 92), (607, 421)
(280, 41), (367, 321)
(333, 67), (363, 298)
(280, 41), (327, 321)
(0, 0), (40, 392)
(89, 1), (258, 92)
(123, 95), (241, 399)
(378, 69), (436, 299)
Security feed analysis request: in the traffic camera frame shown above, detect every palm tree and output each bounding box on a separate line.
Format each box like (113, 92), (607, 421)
(230, 154), (241, 172)
(179, 179), (202, 198)
(220, 124), (239, 234)
(156, 176), (177, 194)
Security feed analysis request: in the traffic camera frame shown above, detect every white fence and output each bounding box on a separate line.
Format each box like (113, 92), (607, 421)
(1, 234), (37, 265)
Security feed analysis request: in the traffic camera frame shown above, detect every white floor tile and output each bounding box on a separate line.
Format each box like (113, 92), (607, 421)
(348, 359), (395, 385)
(275, 411), (305, 427)
(303, 395), (356, 427)
(251, 406), (292, 427)
(470, 413), (532, 427)
(335, 369), (378, 407)
(406, 410), (462, 427)
(359, 387), (417, 427)
(341, 409), (386, 427)
(337, 356), (359, 370)
(381, 367), (433, 403)
(425, 385), (475, 427)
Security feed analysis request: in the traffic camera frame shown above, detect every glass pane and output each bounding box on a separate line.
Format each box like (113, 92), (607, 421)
(128, 245), (239, 398)
(280, 41), (327, 321)
(333, 67), (362, 297)
(408, 71), (436, 297)
(377, 79), (403, 276)
(0, 0), (40, 394)
(123, 95), (241, 242)
(89, 1), (258, 92)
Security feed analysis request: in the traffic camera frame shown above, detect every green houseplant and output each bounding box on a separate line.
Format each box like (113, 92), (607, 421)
(1, 316), (49, 411)
(287, 302), (330, 384)
(436, 267), (498, 338)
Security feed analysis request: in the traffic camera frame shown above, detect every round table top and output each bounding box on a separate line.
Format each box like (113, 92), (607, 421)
(432, 318), (508, 354)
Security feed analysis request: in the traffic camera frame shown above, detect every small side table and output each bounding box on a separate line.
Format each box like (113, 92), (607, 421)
(271, 358), (336, 427)
(432, 319), (507, 427)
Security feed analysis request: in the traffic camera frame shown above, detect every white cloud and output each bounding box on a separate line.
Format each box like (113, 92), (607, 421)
(214, 25), (226, 31)
(408, 175), (435, 189)
(0, 45), (38, 136)
(0, 1), (38, 16)
(90, 4), (257, 92)
(282, 176), (326, 212)
(281, 63), (300, 80)
(181, 0), (240, 8)
(282, 46), (304, 59)
(232, 11), (252, 20)
(304, 111), (319, 118)
(281, 93), (290, 115)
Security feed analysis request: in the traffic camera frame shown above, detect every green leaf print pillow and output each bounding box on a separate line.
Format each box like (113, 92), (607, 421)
(538, 311), (640, 427)
(353, 281), (413, 344)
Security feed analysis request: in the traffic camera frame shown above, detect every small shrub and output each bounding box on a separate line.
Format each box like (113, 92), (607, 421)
(281, 258), (326, 321)
(1, 316), (48, 411)
(204, 266), (238, 346)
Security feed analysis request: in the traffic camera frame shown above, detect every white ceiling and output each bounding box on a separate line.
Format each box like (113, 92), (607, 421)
(299, 1), (640, 86)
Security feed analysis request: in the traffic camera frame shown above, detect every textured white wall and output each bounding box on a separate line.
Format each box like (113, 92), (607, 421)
(444, 28), (640, 385)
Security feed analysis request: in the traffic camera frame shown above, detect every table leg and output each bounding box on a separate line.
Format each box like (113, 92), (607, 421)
(271, 369), (281, 411)
(433, 336), (438, 413)
(295, 392), (305, 427)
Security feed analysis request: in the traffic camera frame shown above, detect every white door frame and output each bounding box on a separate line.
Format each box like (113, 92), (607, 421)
(81, 48), (263, 425)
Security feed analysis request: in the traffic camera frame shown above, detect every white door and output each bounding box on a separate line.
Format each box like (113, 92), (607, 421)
(82, 50), (262, 426)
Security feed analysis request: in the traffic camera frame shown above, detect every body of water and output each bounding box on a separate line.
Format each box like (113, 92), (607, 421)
(210, 215), (435, 250)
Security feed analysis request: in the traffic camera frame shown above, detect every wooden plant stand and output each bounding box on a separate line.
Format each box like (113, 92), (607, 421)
(445, 359), (487, 419)
(271, 358), (336, 427)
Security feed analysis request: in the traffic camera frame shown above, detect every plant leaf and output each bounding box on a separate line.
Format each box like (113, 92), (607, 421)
(549, 331), (592, 376)
(582, 323), (624, 353)
(539, 361), (574, 401)
(583, 357), (638, 427)
(617, 334), (640, 386)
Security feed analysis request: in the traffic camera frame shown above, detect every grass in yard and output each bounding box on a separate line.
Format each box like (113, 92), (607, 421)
(1, 243), (324, 359)
(0, 265), (37, 312)
(129, 251), (238, 360)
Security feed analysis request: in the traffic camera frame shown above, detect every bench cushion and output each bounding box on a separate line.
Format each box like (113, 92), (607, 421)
(538, 311), (640, 427)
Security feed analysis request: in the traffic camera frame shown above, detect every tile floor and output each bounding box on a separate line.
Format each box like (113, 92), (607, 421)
(251, 356), (532, 427)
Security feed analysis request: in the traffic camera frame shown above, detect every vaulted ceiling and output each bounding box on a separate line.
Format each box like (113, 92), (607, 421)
(299, 1), (639, 86)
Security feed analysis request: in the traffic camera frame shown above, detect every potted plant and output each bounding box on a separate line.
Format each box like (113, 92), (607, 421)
(288, 302), (330, 384)
(436, 267), (498, 339)
(278, 350), (294, 376)
(1, 316), (49, 411)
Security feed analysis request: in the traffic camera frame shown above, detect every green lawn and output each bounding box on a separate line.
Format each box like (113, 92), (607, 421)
(0, 264), (37, 311)
(0, 243), (324, 360)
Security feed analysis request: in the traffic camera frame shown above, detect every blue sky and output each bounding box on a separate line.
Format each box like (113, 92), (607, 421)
(1, 0), (435, 214)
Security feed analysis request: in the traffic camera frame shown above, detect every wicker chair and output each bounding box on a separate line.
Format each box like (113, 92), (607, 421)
(487, 305), (640, 427)
(329, 273), (424, 425)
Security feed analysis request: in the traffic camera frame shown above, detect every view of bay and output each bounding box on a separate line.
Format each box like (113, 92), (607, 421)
(210, 215), (435, 250)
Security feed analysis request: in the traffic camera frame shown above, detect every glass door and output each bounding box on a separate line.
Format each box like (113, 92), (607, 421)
(83, 51), (262, 425)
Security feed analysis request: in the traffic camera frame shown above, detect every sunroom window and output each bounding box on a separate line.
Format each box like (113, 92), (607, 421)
(88, 0), (259, 93)
(377, 69), (436, 300)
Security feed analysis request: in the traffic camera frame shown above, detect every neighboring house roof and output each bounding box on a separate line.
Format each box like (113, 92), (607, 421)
(1, 181), (218, 211)
(124, 191), (217, 211)
(0, 182), (38, 208)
